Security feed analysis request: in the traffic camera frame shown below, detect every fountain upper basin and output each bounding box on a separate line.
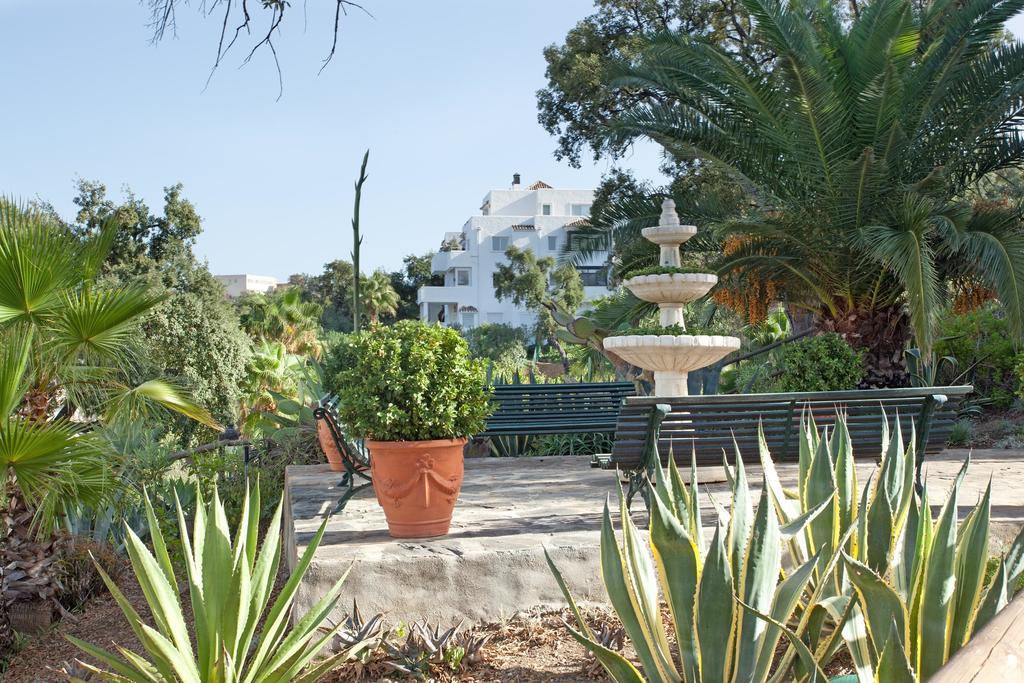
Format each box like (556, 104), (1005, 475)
(603, 334), (741, 372)
(641, 224), (697, 245)
(624, 272), (717, 304)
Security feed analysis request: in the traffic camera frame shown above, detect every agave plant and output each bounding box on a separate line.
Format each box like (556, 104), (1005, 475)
(548, 450), (838, 682)
(551, 412), (1024, 682)
(67, 482), (365, 682)
(753, 414), (1024, 681)
(837, 458), (1024, 681)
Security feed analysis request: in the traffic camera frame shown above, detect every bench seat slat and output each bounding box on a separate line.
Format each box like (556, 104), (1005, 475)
(482, 382), (637, 441)
(604, 386), (971, 471)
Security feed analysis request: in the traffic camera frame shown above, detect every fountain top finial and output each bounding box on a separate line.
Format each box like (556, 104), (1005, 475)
(659, 199), (680, 228)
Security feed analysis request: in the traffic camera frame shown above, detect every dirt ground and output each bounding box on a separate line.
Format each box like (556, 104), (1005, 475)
(3, 574), (603, 682)
(4, 577), (857, 683)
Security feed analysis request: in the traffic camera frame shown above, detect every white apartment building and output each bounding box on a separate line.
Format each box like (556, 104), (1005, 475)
(214, 274), (280, 298)
(417, 176), (610, 330)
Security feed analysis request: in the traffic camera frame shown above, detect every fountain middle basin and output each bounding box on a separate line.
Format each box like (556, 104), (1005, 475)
(604, 333), (741, 396)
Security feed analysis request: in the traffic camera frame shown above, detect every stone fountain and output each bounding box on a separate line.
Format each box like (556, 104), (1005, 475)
(603, 199), (741, 396)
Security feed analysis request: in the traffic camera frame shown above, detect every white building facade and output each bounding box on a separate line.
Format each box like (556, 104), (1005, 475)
(214, 274), (280, 298)
(417, 177), (610, 330)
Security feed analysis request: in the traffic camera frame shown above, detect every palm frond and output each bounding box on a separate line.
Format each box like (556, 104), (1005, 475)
(0, 203), (80, 325)
(105, 378), (221, 430)
(859, 195), (944, 354)
(0, 326), (32, 416)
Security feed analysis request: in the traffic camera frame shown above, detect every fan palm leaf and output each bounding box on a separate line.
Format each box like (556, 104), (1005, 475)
(0, 200), (218, 533)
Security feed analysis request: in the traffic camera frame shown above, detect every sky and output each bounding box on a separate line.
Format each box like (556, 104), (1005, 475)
(0, 0), (665, 279)
(3, 3), (1024, 280)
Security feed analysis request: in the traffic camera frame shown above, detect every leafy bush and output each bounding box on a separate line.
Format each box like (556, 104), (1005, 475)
(69, 483), (362, 682)
(321, 331), (357, 396)
(143, 290), (252, 427)
(753, 332), (864, 392)
(337, 321), (492, 441)
(948, 419), (973, 447)
(937, 305), (1019, 408)
(527, 432), (613, 456)
(464, 323), (529, 361)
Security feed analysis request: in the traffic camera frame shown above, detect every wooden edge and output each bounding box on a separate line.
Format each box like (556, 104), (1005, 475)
(931, 591), (1024, 681)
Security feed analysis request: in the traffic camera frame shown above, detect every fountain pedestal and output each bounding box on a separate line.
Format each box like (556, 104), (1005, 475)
(603, 200), (741, 397)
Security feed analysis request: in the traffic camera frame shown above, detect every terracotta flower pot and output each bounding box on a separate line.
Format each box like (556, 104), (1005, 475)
(317, 421), (345, 472)
(366, 438), (466, 538)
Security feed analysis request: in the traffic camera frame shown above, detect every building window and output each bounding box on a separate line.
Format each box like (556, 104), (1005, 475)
(491, 236), (510, 252)
(542, 204), (552, 216)
(579, 266), (605, 287)
(460, 311), (477, 328)
(454, 268), (470, 286)
(487, 312), (504, 324)
(570, 203), (592, 217)
(548, 235), (559, 251)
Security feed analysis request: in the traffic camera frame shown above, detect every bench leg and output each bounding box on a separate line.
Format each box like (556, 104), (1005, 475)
(914, 394), (947, 494)
(624, 403), (670, 510)
(333, 481), (373, 514)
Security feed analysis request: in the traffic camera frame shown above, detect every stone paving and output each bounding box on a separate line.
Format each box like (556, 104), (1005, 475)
(284, 448), (1024, 626)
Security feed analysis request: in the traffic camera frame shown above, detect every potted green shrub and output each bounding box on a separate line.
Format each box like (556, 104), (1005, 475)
(337, 321), (492, 538)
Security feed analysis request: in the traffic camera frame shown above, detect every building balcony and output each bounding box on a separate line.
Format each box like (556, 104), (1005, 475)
(416, 285), (476, 305)
(430, 249), (471, 273)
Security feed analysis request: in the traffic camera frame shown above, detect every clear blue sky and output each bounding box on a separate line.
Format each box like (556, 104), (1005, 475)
(3, 3), (1022, 279)
(0, 0), (665, 279)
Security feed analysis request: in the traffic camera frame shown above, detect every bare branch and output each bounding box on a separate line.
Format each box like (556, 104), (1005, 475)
(144, 0), (371, 94)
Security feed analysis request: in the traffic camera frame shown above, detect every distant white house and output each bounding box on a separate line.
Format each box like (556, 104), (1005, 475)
(214, 274), (279, 298)
(417, 175), (610, 330)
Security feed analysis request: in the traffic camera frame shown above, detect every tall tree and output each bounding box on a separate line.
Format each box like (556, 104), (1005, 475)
(71, 179), (202, 279)
(537, 0), (768, 167)
(390, 252), (442, 320)
(602, 0), (1024, 386)
(493, 246), (585, 377)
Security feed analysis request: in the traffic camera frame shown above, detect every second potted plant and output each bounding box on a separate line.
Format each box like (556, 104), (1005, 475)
(336, 320), (492, 538)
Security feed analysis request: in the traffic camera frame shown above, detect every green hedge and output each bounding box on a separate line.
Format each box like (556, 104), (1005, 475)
(936, 305), (1019, 408)
(750, 333), (864, 393)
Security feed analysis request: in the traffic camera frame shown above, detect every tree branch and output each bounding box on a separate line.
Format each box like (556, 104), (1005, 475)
(167, 438), (249, 462)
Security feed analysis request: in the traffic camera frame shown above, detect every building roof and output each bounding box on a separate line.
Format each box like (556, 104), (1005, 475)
(526, 181), (552, 190)
(564, 217), (591, 228)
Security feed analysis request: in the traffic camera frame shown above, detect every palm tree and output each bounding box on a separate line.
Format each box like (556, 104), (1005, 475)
(239, 286), (323, 358)
(604, 0), (1024, 386)
(238, 339), (309, 432)
(0, 203), (216, 613)
(361, 270), (400, 323)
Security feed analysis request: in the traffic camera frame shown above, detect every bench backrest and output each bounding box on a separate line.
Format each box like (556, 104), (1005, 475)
(609, 386), (973, 467)
(483, 381), (636, 435)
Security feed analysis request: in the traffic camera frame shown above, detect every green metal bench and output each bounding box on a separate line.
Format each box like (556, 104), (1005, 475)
(479, 382), (636, 452)
(314, 394), (372, 511)
(597, 385), (973, 506)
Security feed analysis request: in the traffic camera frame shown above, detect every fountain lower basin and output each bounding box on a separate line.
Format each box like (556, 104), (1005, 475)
(604, 334), (741, 396)
(623, 272), (717, 304)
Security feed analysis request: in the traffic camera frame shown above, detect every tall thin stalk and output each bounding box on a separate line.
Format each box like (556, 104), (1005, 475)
(351, 149), (369, 333)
